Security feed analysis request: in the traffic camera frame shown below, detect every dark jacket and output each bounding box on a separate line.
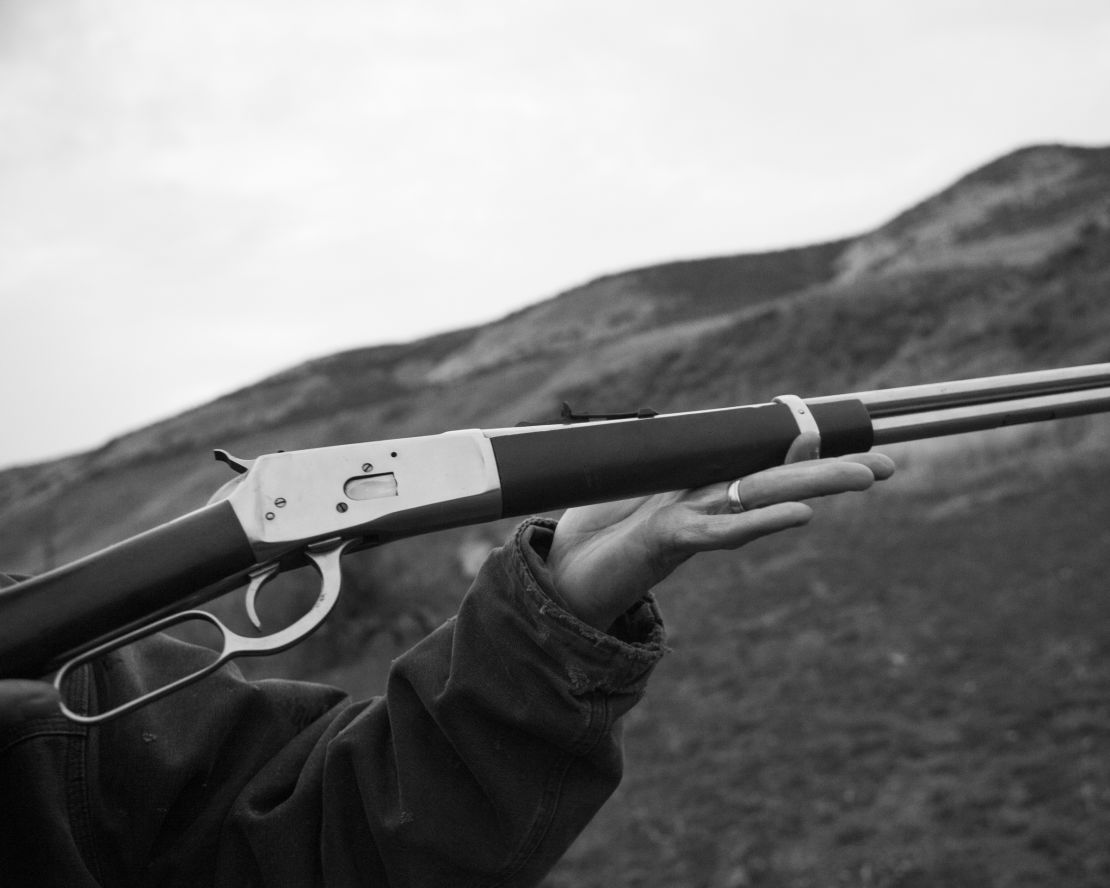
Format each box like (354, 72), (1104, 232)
(0, 519), (666, 887)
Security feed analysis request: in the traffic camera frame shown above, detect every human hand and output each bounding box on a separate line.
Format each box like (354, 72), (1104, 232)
(547, 453), (895, 630)
(0, 679), (60, 729)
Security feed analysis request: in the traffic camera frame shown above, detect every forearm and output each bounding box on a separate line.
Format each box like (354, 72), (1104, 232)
(316, 519), (666, 886)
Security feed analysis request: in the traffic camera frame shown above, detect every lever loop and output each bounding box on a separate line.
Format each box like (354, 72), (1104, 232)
(54, 537), (352, 725)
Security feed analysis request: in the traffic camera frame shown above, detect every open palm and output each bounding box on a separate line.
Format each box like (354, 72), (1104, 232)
(547, 453), (895, 630)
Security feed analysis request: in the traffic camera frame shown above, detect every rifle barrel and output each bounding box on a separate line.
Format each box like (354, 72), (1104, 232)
(807, 363), (1110, 445)
(868, 385), (1110, 444)
(811, 363), (1110, 415)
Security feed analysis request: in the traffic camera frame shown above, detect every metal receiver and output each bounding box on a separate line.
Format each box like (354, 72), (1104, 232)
(222, 429), (504, 557)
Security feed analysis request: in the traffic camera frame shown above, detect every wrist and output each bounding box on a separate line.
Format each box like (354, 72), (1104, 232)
(518, 521), (640, 633)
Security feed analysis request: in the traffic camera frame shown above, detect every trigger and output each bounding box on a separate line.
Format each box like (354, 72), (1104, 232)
(244, 562), (282, 630)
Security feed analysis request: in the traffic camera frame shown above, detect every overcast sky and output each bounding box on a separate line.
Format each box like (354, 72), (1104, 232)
(2, 0), (1109, 468)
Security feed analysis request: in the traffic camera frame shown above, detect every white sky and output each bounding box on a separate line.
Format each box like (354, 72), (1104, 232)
(2, 0), (1109, 468)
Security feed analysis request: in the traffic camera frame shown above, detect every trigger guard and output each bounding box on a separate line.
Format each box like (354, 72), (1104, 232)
(52, 537), (353, 725)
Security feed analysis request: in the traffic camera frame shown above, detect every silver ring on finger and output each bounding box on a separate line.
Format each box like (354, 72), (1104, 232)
(726, 479), (746, 514)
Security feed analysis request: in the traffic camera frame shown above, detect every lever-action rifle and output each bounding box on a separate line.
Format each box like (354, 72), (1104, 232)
(3, 363), (1110, 722)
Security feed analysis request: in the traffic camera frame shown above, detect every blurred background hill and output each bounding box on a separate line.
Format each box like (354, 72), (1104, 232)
(2, 142), (1109, 886)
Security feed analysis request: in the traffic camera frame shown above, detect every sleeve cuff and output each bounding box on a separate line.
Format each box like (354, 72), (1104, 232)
(504, 518), (668, 696)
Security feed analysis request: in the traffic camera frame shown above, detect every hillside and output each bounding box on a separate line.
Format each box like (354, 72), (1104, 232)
(2, 142), (1109, 886)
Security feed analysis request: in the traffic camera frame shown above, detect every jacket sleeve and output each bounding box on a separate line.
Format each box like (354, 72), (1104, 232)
(87, 519), (666, 888)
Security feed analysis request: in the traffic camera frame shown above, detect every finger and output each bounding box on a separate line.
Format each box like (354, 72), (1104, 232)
(733, 457), (887, 511)
(674, 501), (814, 552)
(839, 452), (896, 480)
